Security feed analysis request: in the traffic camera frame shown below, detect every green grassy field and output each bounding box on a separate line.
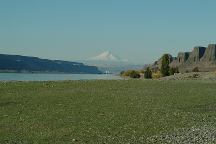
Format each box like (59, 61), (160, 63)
(1, 80), (216, 143)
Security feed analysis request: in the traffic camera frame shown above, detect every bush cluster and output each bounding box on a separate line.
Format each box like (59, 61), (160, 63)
(144, 67), (152, 79)
(160, 54), (180, 77)
(121, 67), (153, 79)
(120, 65), (179, 79)
(121, 70), (141, 78)
(129, 71), (141, 78)
(152, 71), (162, 79)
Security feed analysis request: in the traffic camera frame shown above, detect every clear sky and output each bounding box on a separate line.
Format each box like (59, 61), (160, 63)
(0, 0), (216, 63)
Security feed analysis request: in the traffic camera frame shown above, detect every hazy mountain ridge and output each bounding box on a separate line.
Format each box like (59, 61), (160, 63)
(0, 54), (102, 74)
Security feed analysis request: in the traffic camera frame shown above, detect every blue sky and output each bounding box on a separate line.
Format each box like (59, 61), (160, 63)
(0, 0), (216, 63)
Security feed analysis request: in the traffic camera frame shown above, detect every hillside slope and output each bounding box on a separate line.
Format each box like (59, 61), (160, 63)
(0, 54), (101, 74)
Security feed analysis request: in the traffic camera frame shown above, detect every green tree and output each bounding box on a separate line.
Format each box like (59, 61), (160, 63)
(161, 54), (170, 77)
(120, 71), (125, 76)
(144, 67), (152, 79)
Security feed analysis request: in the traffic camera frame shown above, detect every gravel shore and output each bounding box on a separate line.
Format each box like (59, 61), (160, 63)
(147, 124), (216, 144)
(158, 72), (216, 81)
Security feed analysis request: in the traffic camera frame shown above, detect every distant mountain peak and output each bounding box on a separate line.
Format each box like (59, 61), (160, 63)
(92, 51), (119, 61)
(90, 51), (124, 61)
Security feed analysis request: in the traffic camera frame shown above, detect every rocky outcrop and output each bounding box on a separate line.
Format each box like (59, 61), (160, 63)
(201, 44), (216, 63)
(176, 52), (190, 64)
(187, 47), (206, 64)
(152, 44), (216, 72)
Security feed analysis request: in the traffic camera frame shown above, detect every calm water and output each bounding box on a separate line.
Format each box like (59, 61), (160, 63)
(0, 73), (121, 81)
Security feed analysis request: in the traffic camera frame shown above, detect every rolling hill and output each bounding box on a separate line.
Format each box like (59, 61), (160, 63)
(0, 54), (102, 74)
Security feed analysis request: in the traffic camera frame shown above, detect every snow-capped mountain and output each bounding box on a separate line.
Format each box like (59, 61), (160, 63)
(90, 51), (125, 61)
(82, 51), (143, 74)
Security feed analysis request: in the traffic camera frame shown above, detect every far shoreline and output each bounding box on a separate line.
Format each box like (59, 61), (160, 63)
(0, 70), (103, 75)
(0, 73), (122, 81)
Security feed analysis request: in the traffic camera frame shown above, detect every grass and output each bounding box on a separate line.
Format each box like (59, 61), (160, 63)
(1, 80), (216, 143)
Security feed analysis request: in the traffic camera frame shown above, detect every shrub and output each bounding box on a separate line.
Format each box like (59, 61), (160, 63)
(129, 71), (141, 78)
(144, 67), (152, 79)
(120, 71), (125, 76)
(138, 69), (145, 74)
(122, 70), (133, 77)
(121, 70), (140, 78)
(169, 67), (179, 75)
(161, 54), (170, 77)
(152, 71), (162, 79)
(192, 67), (199, 72)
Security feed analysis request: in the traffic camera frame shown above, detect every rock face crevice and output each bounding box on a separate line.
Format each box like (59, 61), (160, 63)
(187, 47), (206, 64)
(177, 52), (191, 64)
(201, 44), (216, 63)
(153, 44), (216, 72)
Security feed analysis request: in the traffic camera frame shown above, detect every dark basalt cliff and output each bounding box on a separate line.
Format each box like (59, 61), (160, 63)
(153, 44), (216, 72)
(201, 44), (216, 63)
(176, 52), (191, 64)
(0, 54), (102, 74)
(187, 47), (206, 64)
